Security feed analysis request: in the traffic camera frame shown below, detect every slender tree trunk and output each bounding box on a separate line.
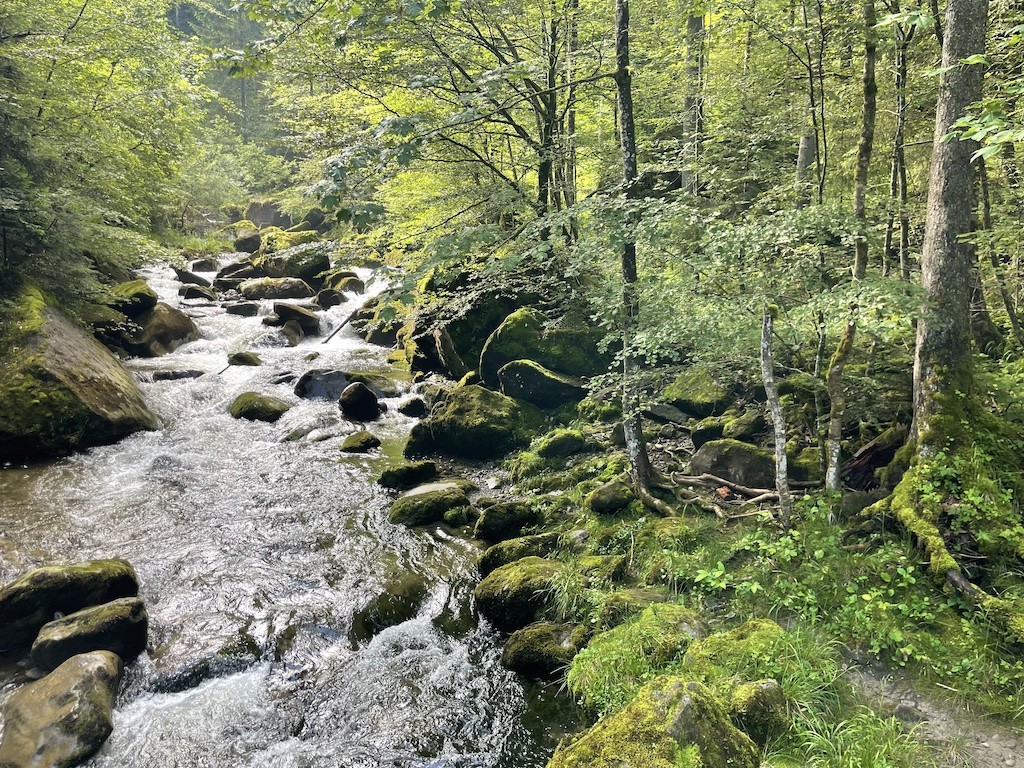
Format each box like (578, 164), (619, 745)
(761, 305), (792, 528)
(681, 9), (706, 194)
(978, 160), (1024, 346)
(853, 0), (878, 280)
(826, 320), (857, 491)
(615, 0), (654, 487)
(883, 23), (914, 279)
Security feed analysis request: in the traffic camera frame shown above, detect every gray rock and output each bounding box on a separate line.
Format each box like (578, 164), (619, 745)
(172, 267), (212, 288)
(30, 597), (148, 671)
(240, 277), (315, 300)
(117, 302), (200, 357)
(339, 382), (381, 422)
(225, 302), (260, 317)
(273, 302), (321, 335)
(294, 369), (350, 400)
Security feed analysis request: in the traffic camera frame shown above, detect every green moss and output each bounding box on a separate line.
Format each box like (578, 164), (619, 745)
(535, 428), (591, 459)
(427, 385), (542, 460)
(682, 619), (786, 682)
(376, 460), (438, 490)
(341, 430), (381, 453)
(586, 475), (635, 515)
(228, 392), (292, 423)
(660, 365), (732, 418)
(479, 532), (562, 576)
(728, 679), (788, 745)
(578, 555), (628, 586)
(388, 482), (469, 526)
(501, 621), (589, 678)
(595, 588), (667, 630)
(474, 557), (564, 631)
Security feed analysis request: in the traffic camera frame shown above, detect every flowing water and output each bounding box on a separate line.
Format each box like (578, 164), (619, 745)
(0, 261), (575, 767)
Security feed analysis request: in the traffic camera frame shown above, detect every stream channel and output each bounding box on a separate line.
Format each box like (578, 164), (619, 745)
(0, 260), (574, 767)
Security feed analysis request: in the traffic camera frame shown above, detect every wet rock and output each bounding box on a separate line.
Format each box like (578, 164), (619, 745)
(690, 439), (775, 489)
(228, 392), (292, 423)
(422, 385), (539, 461)
(262, 313), (284, 327)
(547, 678), (758, 768)
(179, 284), (218, 301)
(254, 242), (330, 286)
(660, 365), (733, 418)
(339, 382), (381, 421)
(217, 257), (262, 280)
(240, 277), (315, 300)
(478, 533), (561, 577)
(501, 622), (588, 679)
(388, 481), (470, 527)
(315, 289), (344, 309)
(172, 267), (213, 288)
(586, 476), (635, 515)
(152, 369), (203, 381)
(294, 369), (349, 400)
(333, 276), (365, 294)
(403, 422), (435, 457)
(109, 279), (158, 318)
(348, 574), (427, 645)
(322, 269), (358, 290)
(118, 302), (200, 357)
(497, 359), (588, 408)
(0, 651), (122, 768)
(344, 371), (401, 398)
(228, 351), (262, 366)
(234, 229), (261, 253)
(473, 501), (540, 543)
(0, 287), (158, 462)
(30, 596), (148, 671)
(0, 559), (140, 650)
(273, 302), (321, 336)
(341, 430), (381, 453)
(643, 403), (690, 425)
(397, 397), (427, 418)
(190, 257), (220, 272)
(729, 679), (788, 746)
(473, 557), (563, 632)
(214, 277), (247, 292)
(281, 319), (304, 347)
(376, 460), (438, 491)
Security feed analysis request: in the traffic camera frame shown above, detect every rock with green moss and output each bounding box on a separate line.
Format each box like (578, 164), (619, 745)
(548, 677), (758, 768)
(722, 409), (766, 442)
(660, 366), (732, 418)
(682, 619), (785, 680)
(501, 622), (589, 678)
(323, 269), (358, 290)
(587, 476), (635, 515)
(473, 501), (540, 543)
(690, 439), (775, 488)
(240, 277), (315, 300)
(568, 604), (706, 712)
(478, 533), (561, 576)
(595, 589), (666, 630)
(228, 392), (292, 423)
(109, 279), (158, 318)
(376, 460), (438, 490)
(790, 446), (823, 482)
(234, 229), (261, 253)
(498, 360), (588, 408)
(29, 597), (148, 671)
(388, 481), (470, 526)
(690, 415), (726, 449)
(0, 650), (122, 768)
(254, 241), (330, 285)
(474, 557), (564, 631)
(579, 555), (628, 585)
(479, 308), (611, 387)
(729, 679), (788, 746)
(349, 573), (427, 645)
(535, 429), (590, 459)
(341, 430), (381, 453)
(0, 559), (140, 650)
(0, 287), (158, 462)
(424, 385), (540, 460)
(117, 302), (200, 357)
(228, 351), (262, 367)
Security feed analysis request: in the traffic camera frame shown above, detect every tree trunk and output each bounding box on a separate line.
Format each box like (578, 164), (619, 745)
(615, 0), (654, 488)
(761, 305), (792, 529)
(852, 0), (877, 280)
(826, 320), (856, 491)
(681, 10), (706, 194)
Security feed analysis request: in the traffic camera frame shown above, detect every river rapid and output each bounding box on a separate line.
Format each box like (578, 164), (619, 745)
(0, 260), (573, 767)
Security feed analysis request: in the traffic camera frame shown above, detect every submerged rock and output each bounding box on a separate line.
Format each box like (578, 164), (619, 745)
(240, 277), (315, 300)
(0, 286), (158, 462)
(228, 392), (292, 423)
(388, 481), (470, 527)
(474, 557), (563, 632)
(0, 651), (122, 768)
(348, 573), (427, 645)
(547, 678), (758, 768)
(501, 622), (588, 679)
(280, 319), (304, 347)
(228, 351), (262, 367)
(30, 596), (148, 671)
(0, 559), (140, 650)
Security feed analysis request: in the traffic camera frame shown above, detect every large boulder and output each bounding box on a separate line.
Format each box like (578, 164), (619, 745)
(418, 385), (538, 461)
(239, 277), (315, 300)
(474, 557), (563, 632)
(376, 460), (438, 491)
(0, 287), (158, 462)
(547, 678), (758, 768)
(479, 308), (611, 387)
(473, 501), (541, 543)
(30, 596), (148, 671)
(234, 229), (262, 253)
(294, 369), (350, 400)
(388, 481), (470, 527)
(478, 533), (561, 577)
(273, 302), (321, 336)
(0, 651), (122, 768)
(254, 242), (331, 285)
(117, 302), (200, 357)
(245, 199), (292, 229)
(689, 439), (775, 489)
(501, 622), (588, 679)
(498, 360), (588, 408)
(0, 559), (140, 650)
(339, 382), (381, 422)
(228, 392), (292, 423)
(341, 430), (381, 453)
(172, 267), (212, 288)
(108, 279), (158, 318)
(660, 366), (733, 418)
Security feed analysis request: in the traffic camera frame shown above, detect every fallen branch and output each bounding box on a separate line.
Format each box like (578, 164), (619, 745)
(321, 302), (368, 345)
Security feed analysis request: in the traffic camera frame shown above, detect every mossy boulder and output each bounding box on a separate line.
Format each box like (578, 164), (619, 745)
(595, 589), (666, 630)
(117, 302), (200, 357)
(547, 678), (759, 768)
(0, 287), (158, 462)
(586, 475), (636, 515)
(722, 409), (766, 442)
(349, 573), (427, 645)
(473, 501), (541, 543)
(228, 351), (262, 367)
(29, 596), (148, 671)
(568, 604), (706, 712)
(501, 622), (589, 679)
(660, 366), (732, 418)
(258, 226), (319, 254)
(474, 557), (564, 632)
(109, 279), (158, 318)
(690, 416), (726, 449)
(172, 267), (212, 288)
(579, 555), (628, 585)
(478, 532), (561, 577)
(423, 385), (540, 460)
(180, 284), (218, 301)
(790, 446), (823, 482)
(682, 619), (786, 680)
(234, 229), (261, 253)
(240, 277), (315, 300)
(341, 430), (381, 453)
(376, 460), (438, 491)
(388, 481), (470, 526)
(397, 397), (427, 417)
(0, 559), (140, 650)
(535, 428), (591, 459)
(0, 651), (122, 768)
(479, 308), (611, 387)
(690, 439), (775, 488)
(323, 269), (358, 291)
(254, 241), (330, 285)
(498, 360), (588, 408)
(228, 392), (292, 422)
(339, 382), (381, 422)
(729, 678), (788, 746)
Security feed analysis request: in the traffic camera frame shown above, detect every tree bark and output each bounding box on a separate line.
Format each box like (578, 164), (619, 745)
(761, 305), (792, 528)
(852, 0), (877, 280)
(681, 10), (706, 194)
(826, 320), (856, 491)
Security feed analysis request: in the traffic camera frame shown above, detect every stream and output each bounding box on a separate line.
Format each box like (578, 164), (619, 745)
(0, 260), (574, 767)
